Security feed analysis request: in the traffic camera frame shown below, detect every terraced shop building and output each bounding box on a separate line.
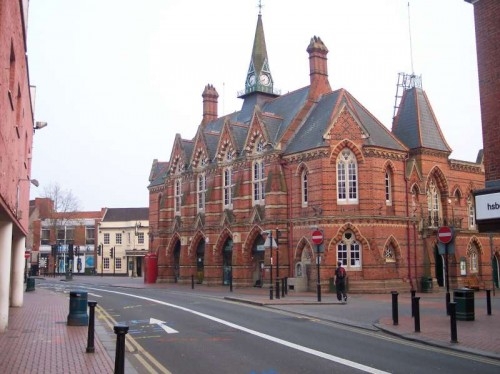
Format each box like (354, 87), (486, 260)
(148, 10), (497, 293)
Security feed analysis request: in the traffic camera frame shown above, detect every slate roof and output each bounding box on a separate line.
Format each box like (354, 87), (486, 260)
(102, 207), (149, 222)
(148, 160), (169, 188)
(392, 87), (451, 153)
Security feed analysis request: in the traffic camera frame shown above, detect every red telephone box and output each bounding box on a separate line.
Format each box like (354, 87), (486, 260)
(144, 253), (158, 284)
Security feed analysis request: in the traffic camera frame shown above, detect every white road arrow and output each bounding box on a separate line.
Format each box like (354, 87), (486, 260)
(149, 317), (178, 334)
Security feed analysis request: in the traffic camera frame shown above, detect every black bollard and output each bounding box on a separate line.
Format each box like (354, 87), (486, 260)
(391, 291), (399, 326)
(191, 274), (194, 289)
(86, 301), (98, 353)
(411, 289), (416, 317)
(486, 289), (492, 316)
(446, 291), (451, 316)
(281, 278), (285, 298)
(229, 274), (233, 293)
(414, 297), (421, 333)
(276, 279), (280, 299)
(113, 325), (129, 374)
(284, 277), (288, 295)
(449, 301), (458, 343)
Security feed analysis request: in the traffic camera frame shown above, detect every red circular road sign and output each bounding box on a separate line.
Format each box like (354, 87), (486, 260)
(24, 251), (30, 259)
(437, 226), (453, 244)
(311, 230), (324, 245)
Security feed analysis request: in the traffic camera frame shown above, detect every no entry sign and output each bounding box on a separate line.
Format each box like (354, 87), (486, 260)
(311, 230), (324, 245)
(437, 226), (453, 244)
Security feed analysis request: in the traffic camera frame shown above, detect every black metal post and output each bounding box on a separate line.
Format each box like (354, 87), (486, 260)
(316, 244), (321, 302)
(275, 280), (280, 299)
(411, 289), (416, 317)
(449, 301), (458, 343)
(391, 291), (399, 325)
(281, 278), (285, 298)
(269, 231), (274, 300)
(445, 243), (450, 315)
(229, 271), (233, 292)
(86, 301), (98, 353)
(191, 274), (194, 289)
(414, 297), (421, 332)
(486, 289), (492, 315)
(113, 325), (129, 374)
(284, 277), (288, 295)
(275, 228), (280, 299)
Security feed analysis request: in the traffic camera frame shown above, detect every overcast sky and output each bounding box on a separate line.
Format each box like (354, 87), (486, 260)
(27, 0), (481, 211)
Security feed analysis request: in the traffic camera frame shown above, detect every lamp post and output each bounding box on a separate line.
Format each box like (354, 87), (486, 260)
(262, 230), (275, 300)
(275, 229), (280, 299)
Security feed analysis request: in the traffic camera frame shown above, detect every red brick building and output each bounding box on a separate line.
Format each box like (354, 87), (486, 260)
(0, 0), (38, 331)
(149, 10), (498, 293)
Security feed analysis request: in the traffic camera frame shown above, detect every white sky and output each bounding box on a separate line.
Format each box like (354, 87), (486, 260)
(27, 0), (481, 211)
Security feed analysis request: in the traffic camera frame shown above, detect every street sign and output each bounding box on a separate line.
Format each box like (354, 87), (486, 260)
(311, 230), (324, 245)
(24, 251), (30, 259)
(437, 226), (453, 244)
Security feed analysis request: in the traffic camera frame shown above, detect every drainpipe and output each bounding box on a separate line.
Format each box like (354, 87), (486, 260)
(404, 157), (415, 291)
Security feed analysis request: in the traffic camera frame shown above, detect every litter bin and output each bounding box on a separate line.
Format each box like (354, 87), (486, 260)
(421, 277), (433, 293)
(25, 277), (35, 292)
(67, 290), (89, 326)
(453, 288), (475, 321)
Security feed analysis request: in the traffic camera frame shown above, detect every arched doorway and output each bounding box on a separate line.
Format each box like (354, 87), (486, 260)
(434, 246), (444, 287)
(196, 240), (205, 284)
(251, 234), (266, 287)
(222, 238), (233, 285)
(173, 241), (180, 282)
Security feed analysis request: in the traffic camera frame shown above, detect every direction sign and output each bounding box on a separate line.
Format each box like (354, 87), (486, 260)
(311, 230), (324, 245)
(437, 226), (453, 244)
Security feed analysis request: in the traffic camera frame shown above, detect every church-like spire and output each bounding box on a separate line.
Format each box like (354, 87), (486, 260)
(239, 9), (277, 98)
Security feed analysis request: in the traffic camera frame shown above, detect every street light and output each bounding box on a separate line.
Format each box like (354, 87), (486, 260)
(16, 178), (39, 218)
(262, 230), (277, 300)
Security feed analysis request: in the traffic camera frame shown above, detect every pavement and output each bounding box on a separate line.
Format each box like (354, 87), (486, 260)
(1, 276), (499, 374)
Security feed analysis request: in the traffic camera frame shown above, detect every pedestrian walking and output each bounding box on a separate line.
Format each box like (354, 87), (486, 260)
(335, 261), (347, 303)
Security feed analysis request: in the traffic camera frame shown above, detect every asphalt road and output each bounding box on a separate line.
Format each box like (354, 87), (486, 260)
(39, 279), (500, 374)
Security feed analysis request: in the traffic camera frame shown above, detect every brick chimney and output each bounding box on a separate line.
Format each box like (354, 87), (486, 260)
(202, 84), (219, 125)
(307, 36), (331, 97)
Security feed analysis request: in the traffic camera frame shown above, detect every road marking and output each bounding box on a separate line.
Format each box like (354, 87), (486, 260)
(150, 317), (179, 334)
(88, 287), (389, 374)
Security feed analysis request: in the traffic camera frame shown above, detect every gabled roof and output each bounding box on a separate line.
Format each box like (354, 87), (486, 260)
(285, 89), (407, 155)
(102, 207), (149, 222)
(392, 87), (452, 153)
(148, 159), (169, 187)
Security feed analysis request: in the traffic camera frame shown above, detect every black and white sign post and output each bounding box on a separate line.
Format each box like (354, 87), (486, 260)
(312, 230), (324, 302)
(438, 226), (453, 315)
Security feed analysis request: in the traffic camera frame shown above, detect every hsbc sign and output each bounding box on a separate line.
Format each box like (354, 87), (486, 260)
(475, 191), (500, 220)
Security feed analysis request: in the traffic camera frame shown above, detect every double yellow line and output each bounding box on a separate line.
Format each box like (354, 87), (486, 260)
(96, 305), (172, 374)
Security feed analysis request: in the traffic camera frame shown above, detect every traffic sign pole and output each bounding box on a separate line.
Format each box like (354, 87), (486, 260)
(311, 230), (324, 302)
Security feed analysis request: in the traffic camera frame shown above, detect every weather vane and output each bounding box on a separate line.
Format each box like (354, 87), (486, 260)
(258, 0), (263, 15)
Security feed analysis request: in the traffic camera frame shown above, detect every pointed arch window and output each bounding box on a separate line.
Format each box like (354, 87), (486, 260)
(467, 244), (479, 274)
(301, 169), (308, 207)
(174, 178), (182, 216)
(223, 152), (234, 209)
(385, 169), (393, 206)
(337, 149), (358, 204)
(467, 195), (476, 230)
(337, 231), (361, 269)
(253, 141), (266, 205)
(384, 244), (396, 263)
(197, 173), (207, 212)
(426, 179), (441, 228)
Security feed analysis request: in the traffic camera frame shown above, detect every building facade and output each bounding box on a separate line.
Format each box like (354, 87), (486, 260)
(97, 208), (149, 277)
(149, 11), (498, 293)
(30, 198), (103, 276)
(0, 0), (37, 331)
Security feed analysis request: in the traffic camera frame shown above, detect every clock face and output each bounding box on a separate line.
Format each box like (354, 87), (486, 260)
(259, 73), (270, 85)
(248, 74), (256, 85)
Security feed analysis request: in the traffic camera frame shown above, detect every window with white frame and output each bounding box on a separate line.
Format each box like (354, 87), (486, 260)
(467, 244), (479, 273)
(384, 244), (395, 262)
(337, 231), (361, 268)
(427, 179), (440, 228)
(223, 167), (233, 209)
(467, 195), (476, 229)
(86, 226), (95, 245)
(104, 233), (110, 245)
(385, 170), (392, 205)
(198, 173), (207, 212)
(253, 160), (265, 204)
(175, 178), (182, 215)
(116, 233), (122, 245)
(301, 169), (308, 207)
(103, 258), (110, 269)
(138, 232), (144, 244)
(337, 149), (358, 204)
(41, 228), (50, 245)
(115, 257), (122, 270)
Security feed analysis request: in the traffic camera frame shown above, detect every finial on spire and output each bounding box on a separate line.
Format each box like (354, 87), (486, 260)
(258, 0), (263, 15)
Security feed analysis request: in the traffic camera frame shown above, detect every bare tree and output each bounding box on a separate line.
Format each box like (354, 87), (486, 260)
(42, 183), (80, 215)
